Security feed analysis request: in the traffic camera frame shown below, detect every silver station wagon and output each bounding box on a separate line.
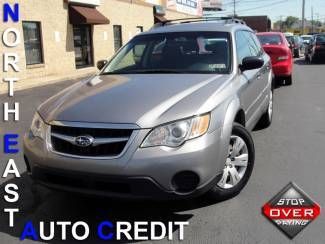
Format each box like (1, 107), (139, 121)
(24, 18), (273, 200)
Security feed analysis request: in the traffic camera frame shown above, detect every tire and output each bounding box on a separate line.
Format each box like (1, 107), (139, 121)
(207, 123), (255, 201)
(274, 76), (284, 87)
(285, 75), (292, 86)
(294, 49), (299, 58)
(258, 89), (273, 128)
(305, 54), (309, 62)
(310, 55), (316, 64)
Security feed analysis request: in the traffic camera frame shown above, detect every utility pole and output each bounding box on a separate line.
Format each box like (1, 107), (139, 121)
(302, 0), (305, 34)
(311, 6), (314, 33)
(233, 0), (236, 17)
(316, 13), (320, 32)
(279, 15), (284, 32)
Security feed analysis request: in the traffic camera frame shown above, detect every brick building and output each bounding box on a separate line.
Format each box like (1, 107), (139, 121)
(239, 16), (271, 32)
(1, 0), (197, 84)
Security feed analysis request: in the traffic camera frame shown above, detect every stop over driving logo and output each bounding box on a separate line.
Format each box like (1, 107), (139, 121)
(262, 182), (320, 239)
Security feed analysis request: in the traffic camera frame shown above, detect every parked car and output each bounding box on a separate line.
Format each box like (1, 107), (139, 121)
(24, 18), (274, 201)
(305, 34), (325, 63)
(285, 35), (304, 58)
(257, 32), (293, 85)
(301, 34), (313, 45)
(284, 32), (294, 37)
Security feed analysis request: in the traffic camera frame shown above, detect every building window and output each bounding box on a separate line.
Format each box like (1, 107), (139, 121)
(22, 21), (43, 65)
(73, 25), (93, 69)
(136, 26), (143, 33)
(113, 25), (122, 52)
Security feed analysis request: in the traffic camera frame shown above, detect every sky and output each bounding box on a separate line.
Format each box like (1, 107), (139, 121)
(206, 0), (325, 22)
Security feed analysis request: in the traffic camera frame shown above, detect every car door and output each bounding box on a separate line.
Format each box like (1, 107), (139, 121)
(307, 36), (316, 57)
(246, 31), (270, 126)
(236, 30), (269, 127)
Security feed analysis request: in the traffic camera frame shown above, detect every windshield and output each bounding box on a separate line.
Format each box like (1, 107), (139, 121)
(102, 32), (231, 74)
(301, 36), (311, 41)
(285, 36), (295, 43)
(316, 35), (325, 43)
(257, 34), (282, 45)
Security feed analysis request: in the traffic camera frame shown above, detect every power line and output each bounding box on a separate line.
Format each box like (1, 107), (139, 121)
(234, 0), (289, 14)
(221, 0), (289, 14)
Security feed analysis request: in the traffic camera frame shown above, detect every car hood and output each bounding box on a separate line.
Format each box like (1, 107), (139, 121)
(39, 74), (231, 128)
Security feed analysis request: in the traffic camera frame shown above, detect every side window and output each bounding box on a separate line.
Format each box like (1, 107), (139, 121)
(147, 39), (166, 68)
(250, 33), (264, 56)
(113, 25), (123, 53)
(22, 21), (44, 65)
(236, 31), (252, 64)
(244, 31), (260, 57)
(109, 43), (146, 71)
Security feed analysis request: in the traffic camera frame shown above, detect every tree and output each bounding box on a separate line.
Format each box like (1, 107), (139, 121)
(311, 20), (322, 27)
(284, 16), (299, 29)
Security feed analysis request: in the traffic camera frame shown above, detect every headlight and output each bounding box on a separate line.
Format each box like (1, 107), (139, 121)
(30, 112), (46, 139)
(141, 113), (210, 148)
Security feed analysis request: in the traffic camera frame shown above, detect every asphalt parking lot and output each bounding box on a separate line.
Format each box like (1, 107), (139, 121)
(1, 58), (325, 244)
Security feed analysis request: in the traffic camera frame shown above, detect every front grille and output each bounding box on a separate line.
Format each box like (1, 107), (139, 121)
(50, 125), (133, 157)
(43, 170), (131, 194)
(32, 167), (168, 197)
(51, 126), (132, 138)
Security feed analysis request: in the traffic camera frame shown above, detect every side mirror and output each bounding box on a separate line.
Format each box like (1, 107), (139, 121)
(97, 60), (108, 70)
(240, 56), (264, 72)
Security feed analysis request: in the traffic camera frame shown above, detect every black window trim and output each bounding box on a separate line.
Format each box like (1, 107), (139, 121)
(22, 21), (44, 66)
(136, 26), (144, 33)
(113, 25), (123, 53)
(73, 24), (94, 69)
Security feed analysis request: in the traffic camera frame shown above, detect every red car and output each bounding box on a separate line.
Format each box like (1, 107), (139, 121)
(257, 32), (293, 85)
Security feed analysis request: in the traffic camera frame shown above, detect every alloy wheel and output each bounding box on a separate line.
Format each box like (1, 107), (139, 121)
(217, 135), (249, 189)
(268, 90), (273, 119)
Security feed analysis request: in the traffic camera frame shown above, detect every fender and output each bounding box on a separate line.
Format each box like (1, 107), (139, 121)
(218, 97), (242, 165)
(222, 97), (241, 137)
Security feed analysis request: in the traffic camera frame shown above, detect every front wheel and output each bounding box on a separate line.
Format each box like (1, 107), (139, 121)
(207, 123), (255, 200)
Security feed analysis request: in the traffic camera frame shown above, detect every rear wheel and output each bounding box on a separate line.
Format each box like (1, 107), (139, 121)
(207, 123), (255, 200)
(285, 75), (292, 86)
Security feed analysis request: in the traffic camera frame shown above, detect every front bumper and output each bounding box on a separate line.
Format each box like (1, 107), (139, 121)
(28, 165), (220, 200)
(24, 127), (226, 199)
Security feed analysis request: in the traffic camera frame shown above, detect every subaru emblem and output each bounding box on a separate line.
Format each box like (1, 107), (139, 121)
(75, 135), (94, 147)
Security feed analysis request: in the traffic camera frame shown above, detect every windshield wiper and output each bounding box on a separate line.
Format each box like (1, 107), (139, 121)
(101, 69), (187, 75)
(131, 69), (187, 74)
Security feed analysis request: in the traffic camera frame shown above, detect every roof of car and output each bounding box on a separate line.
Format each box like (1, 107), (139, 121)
(141, 21), (252, 35)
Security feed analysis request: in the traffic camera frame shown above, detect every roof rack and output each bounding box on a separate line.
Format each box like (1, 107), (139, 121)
(154, 17), (246, 27)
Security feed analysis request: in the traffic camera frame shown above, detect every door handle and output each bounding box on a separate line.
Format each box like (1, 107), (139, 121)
(257, 74), (261, 80)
